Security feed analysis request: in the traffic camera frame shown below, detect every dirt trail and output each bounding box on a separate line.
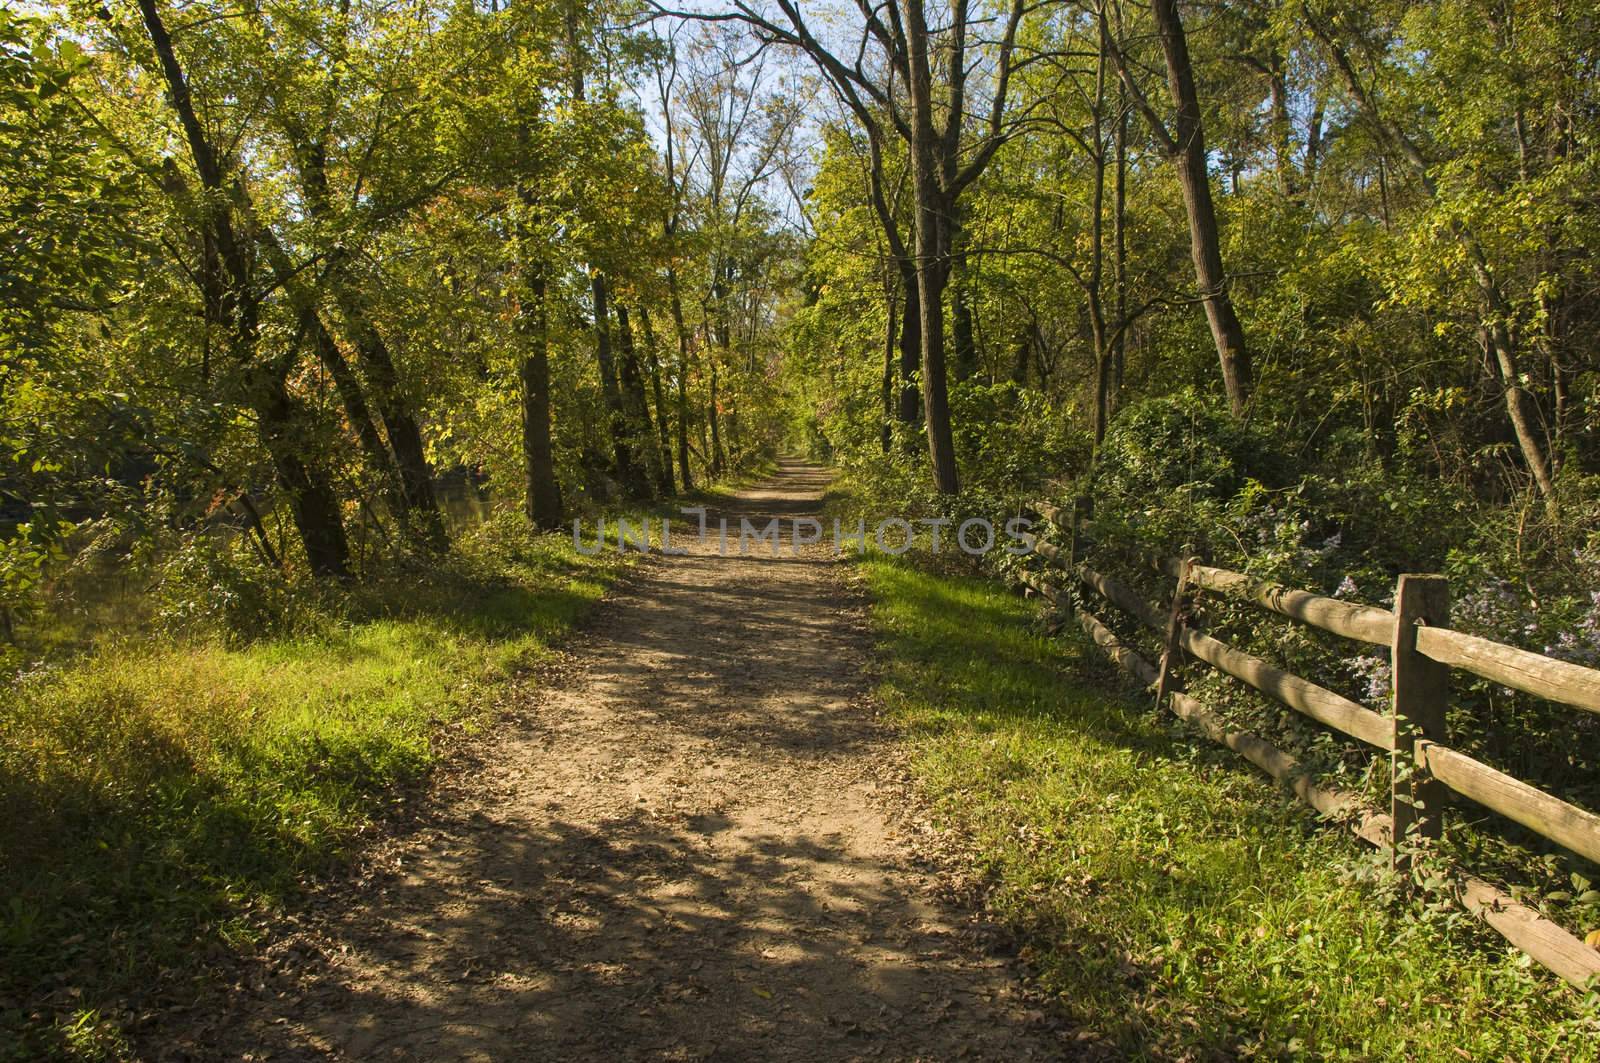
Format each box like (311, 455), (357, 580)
(187, 461), (1063, 1061)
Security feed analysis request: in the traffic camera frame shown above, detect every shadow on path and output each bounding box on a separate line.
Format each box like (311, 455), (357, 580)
(164, 460), (1069, 1061)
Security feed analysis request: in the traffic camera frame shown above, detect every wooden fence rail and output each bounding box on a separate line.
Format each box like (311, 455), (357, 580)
(1155, 558), (1395, 645)
(1022, 502), (1600, 989)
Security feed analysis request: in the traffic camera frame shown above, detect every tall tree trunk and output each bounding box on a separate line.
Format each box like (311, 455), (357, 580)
(1484, 322), (1557, 501)
(912, 206), (959, 494)
(882, 282), (899, 454)
(589, 272), (647, 496)
(1306, 101), (1326, 187)
(709, 264), (734, 478)
(1089, 25), (1111, 448)
(667, 269), (694, 491)
(859, 135), (921, 434)
(270, 70), (448, 553)
(250, 363), (350, 580)
(952, 288), (978, 383)
(1113, 74), (1128, 402)
(897, 262), (923, 431)
(708, 358), (726, 478)
(258, 226), (434, 551)
(950, 214), (978, 382)
(1267, 57), (1295, 198)
(516, 253), (563, 530)
(1148, 0), (1253, 415)
(304, 307), (406, 520)
(905, 0), (960, 494)
(676, 370), (694, 488)
(615, 305), (663, 501)
(566, 4), (645, 497)
(638, 306), (676, 497)
(136, 0), (349, 578)
(329, 288), (448, 551)
(1092, 344), (1113, 446)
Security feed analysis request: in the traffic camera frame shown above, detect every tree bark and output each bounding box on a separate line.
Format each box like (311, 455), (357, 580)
(136, 0), (348, 578)
(882, 282), (898, 454)
(897, 262), (923, 430)
(1148, 0), (1253, 416)
(912, 195), (959, 494)
(516, 251), (563, 530)
(329, 288), (448, 550)
(637, 306), (677, 497)
(1485, 322), (1557, 501)
(303, 307), (406, 521)
(1089, 24), (1111, 447)
(615, 305), (663, 500)
(854, 131), (921, 433)
(950, 212), (979, 382)
(249, 363), (350, 579)
(905, 0), (960, 494)
(1267, 56), (1295, 198)
(708, 357), (726, 478)
(666, 269), (695, 490)
(267, 47), (449, 553)
(1113, 68), (1128, 402)
(589, 272), (648, 496)
(275, 134), (447, 548)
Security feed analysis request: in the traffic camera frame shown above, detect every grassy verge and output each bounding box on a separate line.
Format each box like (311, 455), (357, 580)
(863, 552), (1600, 1059)
(0, 519), (635, 1060)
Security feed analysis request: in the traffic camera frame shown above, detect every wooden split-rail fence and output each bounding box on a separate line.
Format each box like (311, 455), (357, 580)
(1021, 500), (1600, 989)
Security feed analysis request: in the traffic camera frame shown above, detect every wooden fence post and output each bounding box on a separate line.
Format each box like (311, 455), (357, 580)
(1067, 496), (1088, 568)
(1391, 573), (1450, 876)
(1155, 556), (1195, 707)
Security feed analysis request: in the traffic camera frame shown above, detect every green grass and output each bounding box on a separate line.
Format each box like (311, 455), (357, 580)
(862, 552), (1600, 1060)
(688, 455), (780, 503)
(0, 521), (633, 1060)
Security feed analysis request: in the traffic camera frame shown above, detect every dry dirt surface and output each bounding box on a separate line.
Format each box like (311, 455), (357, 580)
(166, 461), (1070, 1061)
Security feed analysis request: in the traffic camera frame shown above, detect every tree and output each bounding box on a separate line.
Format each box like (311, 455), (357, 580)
(666, 0), (1035, 494)
(249, 0), (453, 550)
(1303, 1), (1565, 506)
(132, 0), (351, 578)
(1109, 0), (1255, 415)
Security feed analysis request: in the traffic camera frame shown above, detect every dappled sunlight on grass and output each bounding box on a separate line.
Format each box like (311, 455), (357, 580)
(863, 552), (1600, 1059)
(0, 529), (630, 1060)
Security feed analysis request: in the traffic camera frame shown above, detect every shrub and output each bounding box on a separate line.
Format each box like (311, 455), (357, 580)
(152, 532), (332, 644)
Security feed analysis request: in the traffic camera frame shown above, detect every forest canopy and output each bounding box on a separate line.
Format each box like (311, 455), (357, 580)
(1, 0), (800, 622)
(1, 0), (1596, 625)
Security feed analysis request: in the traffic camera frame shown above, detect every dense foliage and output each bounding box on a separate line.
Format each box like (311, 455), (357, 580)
(0, 0), (792, 656)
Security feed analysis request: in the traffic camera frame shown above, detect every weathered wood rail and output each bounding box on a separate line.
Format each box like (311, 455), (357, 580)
(1021, 502), (1600, 989)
